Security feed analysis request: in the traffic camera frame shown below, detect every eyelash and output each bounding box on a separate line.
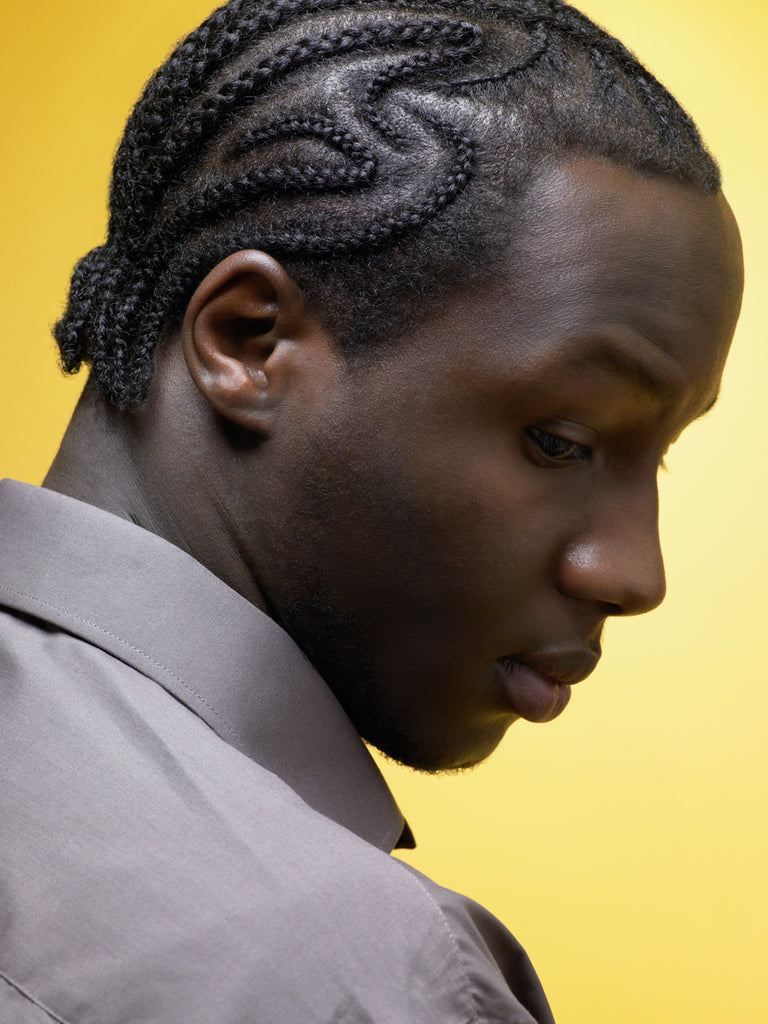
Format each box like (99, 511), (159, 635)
(525, 426), (592, 465)
(525, 428), (672, 473)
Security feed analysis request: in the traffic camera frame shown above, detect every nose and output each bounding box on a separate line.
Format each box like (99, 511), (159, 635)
(557, 490), (667, 616)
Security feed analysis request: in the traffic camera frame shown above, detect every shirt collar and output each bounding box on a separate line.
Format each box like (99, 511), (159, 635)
(0, 479), (414, 853)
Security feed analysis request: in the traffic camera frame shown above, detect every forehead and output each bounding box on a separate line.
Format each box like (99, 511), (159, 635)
(395, 157), (744, 418)
(492, 157), (743, 373)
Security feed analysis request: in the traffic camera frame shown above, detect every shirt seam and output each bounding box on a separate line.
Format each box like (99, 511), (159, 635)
(389, 860), (486, 1024)
(0, 583), (246, 746)
(0, 968), (72, 1024)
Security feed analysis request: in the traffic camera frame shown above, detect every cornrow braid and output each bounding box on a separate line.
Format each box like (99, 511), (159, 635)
(440, 19), (549, 92)
(56, 0), (720, 409)
(529, 0), (703, 149)
(360, 40), (479, 145)
(132, 118), (474, 377)
(173, 118), (379, 234)
(111, 13), (480, 241)
(57, 246), (109, 375)
(108, 0), (341, 235)
(109, 0), (492, 214)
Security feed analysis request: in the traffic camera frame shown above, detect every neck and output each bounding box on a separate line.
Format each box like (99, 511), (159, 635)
(44, 374), (268, 611)
(45, 383), (165, 529)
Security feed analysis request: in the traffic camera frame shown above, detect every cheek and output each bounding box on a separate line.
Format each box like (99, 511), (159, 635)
(291, 407), (574, 631)
(344, 439), (549, 622)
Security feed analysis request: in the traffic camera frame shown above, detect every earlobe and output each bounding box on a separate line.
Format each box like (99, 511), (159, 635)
(181, 250), (309, 434)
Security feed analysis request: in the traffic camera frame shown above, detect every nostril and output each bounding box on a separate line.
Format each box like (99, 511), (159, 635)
(598, 599), (624, 617)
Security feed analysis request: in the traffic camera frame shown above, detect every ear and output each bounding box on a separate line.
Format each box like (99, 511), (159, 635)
(181, 250), (317, 435)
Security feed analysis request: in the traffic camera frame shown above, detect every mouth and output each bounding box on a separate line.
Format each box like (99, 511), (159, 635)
(495, 652), (600, 724)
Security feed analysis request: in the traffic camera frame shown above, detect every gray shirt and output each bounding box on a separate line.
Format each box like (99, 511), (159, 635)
(0, 479), (554, 1024)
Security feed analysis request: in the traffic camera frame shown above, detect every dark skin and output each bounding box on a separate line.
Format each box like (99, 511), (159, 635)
(46, 156), (744, 772)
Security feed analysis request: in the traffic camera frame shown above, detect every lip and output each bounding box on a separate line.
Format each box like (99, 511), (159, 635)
(495, 651), (600, 724)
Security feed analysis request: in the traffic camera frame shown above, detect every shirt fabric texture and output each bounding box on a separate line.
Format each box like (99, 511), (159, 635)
(0, 479), (555, 1024)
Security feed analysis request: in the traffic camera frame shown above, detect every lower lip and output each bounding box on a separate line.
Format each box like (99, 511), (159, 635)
(496, 659), (571, 723)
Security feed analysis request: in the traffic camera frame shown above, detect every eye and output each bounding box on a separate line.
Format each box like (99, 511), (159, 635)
(524, 426), (593, 466)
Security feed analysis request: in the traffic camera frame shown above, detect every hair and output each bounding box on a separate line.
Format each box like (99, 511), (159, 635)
(55, 0), (720, 409)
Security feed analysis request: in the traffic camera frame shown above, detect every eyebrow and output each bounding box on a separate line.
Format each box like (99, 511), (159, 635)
(566, 341), (680, 403)
(564, 339), (721, 421)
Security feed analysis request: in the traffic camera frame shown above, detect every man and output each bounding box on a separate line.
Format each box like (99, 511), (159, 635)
(0, 1), (743, 1021)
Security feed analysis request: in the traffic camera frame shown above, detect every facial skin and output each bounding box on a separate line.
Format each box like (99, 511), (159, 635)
(46, 157), (744, 773)
(242, 159), (743, 771)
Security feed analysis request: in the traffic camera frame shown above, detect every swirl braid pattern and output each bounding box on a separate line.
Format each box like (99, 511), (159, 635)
(54, 0), (721, 409)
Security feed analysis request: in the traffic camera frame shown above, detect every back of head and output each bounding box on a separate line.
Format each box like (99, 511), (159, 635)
(55, 0), (720, 409)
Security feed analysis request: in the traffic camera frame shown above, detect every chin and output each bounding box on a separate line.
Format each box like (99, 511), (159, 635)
(367, 720), (511, 775)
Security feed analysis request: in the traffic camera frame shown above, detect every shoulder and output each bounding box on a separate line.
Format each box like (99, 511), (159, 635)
(0, 610), (551, 1023)
(390, 859), (556, 1024)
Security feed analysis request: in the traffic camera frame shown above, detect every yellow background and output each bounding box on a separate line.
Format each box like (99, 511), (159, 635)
(1, 1), (765, 1021)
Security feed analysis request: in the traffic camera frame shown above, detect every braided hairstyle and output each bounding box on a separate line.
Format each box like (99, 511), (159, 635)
(55, 0), (720, 409)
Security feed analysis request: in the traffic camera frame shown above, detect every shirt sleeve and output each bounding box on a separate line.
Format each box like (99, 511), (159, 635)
(396, 860), (557, 1024)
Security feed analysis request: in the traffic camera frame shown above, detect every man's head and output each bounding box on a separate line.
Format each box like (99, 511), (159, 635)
(50, 0), (743, 772)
